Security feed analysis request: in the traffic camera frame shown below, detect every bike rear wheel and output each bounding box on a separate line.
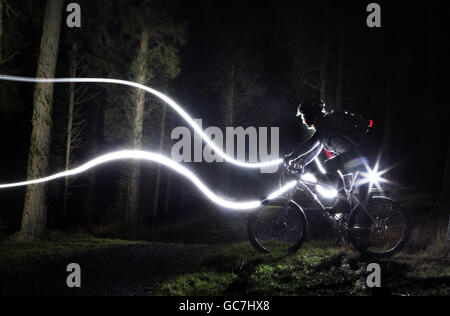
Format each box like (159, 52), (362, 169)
(248, 200), (307, 254)
(348, 196), (410, 257)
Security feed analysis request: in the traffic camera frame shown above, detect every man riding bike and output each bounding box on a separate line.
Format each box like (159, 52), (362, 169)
(284, 99), (374, 214)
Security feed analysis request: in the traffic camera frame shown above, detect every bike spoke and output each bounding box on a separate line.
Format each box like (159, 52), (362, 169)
(349, 197), (409, 256)
(251, 204), (304, 252)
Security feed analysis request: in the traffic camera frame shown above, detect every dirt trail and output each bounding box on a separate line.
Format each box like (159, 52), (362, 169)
(0, 243), (208, 296)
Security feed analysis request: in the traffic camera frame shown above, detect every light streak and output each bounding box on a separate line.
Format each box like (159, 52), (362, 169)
(301, 173), (317, 183)
(0, 75), (283, 169)
(315, 157), (327, 174)
(267, 181), (297, 200)
(0, 150), (296, 211)
(315, 185), (338, 199)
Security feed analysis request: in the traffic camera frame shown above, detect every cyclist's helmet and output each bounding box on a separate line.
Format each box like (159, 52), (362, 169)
(297, 99), (326, 117)
(297, 99), (326, 127)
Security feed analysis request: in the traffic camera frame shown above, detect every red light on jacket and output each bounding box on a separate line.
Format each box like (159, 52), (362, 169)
(324, 149), (334, 159)
(369, 120), (374, 128)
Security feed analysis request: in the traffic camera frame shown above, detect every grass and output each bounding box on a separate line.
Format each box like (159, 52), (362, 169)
(148, 241), (357, 296)
(153, 272), (237, 296)
(1, 204), (449, 296)
(148, 240), (450, 296)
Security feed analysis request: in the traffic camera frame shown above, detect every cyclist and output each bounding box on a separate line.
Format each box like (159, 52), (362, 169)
(284, 99), (373, 213)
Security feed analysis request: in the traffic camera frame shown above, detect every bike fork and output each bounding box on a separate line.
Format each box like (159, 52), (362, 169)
(277, 190), (293, 224)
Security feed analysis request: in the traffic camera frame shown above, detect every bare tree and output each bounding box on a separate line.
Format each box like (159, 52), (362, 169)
(124, 6), (186, 224)
(127, 27), (150, 228)
(63, 43), (77, 217)
(0, 0), (21, 66)
(19, 0), (64, 242)
(63, 42), (89, 216)
(152, 105), (168, 217)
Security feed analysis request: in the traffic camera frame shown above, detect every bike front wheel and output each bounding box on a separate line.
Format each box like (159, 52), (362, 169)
(348, 196), (410, 257)
(247, 200), (308, 254)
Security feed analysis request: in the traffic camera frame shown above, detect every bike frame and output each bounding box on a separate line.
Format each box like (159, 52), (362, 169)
(280, 169), (377, 232)
(252, 166), (409, 257)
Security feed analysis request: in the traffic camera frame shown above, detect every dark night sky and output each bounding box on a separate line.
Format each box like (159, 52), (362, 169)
(173, 0), (449, 182)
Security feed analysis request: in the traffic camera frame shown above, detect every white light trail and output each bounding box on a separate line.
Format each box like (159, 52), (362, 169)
(315, 185), (338, 199)
(315, 157), (327, 174)
(267, 181), (297, 200)
(0, 75), (282, 169)
(0, 150), (296, 211)
(301, 173), (317, 183)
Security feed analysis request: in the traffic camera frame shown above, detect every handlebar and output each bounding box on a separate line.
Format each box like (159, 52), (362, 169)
(284, 161), (304, 176)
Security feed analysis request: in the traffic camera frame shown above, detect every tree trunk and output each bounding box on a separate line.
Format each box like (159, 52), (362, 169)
(320, 27), (329, 101)
(83, 141), (97, 228)
(152, 105), (167, 217)
(127, 28), (149, 228)
(335, 26), (344, 110)
(19, 0), (64, 242)
(63, 42), (78, 217)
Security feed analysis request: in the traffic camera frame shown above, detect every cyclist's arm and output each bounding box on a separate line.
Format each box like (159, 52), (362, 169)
(287, 133), (323, 167)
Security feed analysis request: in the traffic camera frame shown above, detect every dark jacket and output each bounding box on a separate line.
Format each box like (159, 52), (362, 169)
(288, 112), (369, 167)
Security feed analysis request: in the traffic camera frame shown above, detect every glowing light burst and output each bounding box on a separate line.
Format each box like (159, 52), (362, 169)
(0, 150), (296, 211)
(359, 161), (390, 191)
(0, 75), (283, 169)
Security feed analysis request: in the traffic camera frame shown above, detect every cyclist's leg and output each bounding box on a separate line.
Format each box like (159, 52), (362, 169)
(322, 155), (350, 214)
(325, 150), (370, 213)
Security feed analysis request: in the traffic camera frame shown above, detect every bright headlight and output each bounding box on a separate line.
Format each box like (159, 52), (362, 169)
(365, 169), (382, 185)
(360, 161), (389, 190)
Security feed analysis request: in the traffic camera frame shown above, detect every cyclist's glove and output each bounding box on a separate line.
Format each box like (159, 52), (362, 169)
(283, 154), (292, 165)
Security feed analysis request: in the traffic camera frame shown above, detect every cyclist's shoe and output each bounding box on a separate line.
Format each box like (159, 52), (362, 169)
(324, 206), (339, 215)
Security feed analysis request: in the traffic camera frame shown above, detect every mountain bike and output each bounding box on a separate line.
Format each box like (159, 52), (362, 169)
(248, 163), (410, 257)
